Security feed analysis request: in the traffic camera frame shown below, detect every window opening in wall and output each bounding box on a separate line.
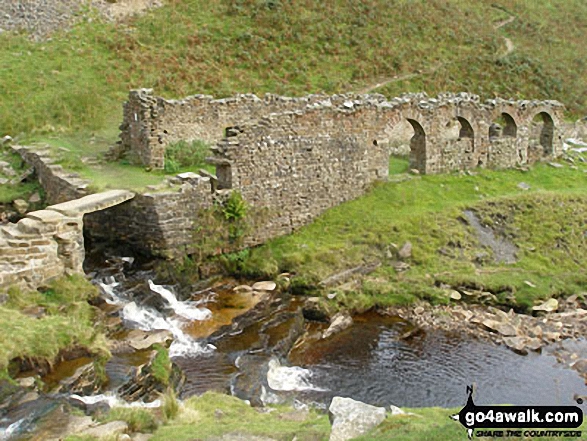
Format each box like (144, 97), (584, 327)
(489, 113), (517, 139)
(407, 118), (426, 174)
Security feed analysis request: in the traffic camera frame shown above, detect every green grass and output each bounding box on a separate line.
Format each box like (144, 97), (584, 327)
(100, 407), (158, 433)
(145, 393), (587, 441)
(235, 157), (587, 311)
(150, 391), (330, 441)
(0, 275), (109, 375)
(151, 344), (172, 386)
(1, 0), (586, 144)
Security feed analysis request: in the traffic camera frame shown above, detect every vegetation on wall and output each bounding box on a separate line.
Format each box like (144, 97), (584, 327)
(163, 139), (213, 174)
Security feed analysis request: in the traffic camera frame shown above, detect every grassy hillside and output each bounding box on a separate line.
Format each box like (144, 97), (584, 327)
(1, 0), (586, 148)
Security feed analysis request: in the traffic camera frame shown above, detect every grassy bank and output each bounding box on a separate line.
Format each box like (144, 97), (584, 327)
(1, 0), (586, 143)
(232, 155), (587, 312)
(65, 391), (585, 441)
(0, 275), (108, 378)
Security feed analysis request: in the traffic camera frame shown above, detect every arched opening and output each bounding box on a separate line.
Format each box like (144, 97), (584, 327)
(531, 112), (554, 156)
(407, 119), (426, 173)
(489, 113), (517, 139)
(458, 116), (474, 139)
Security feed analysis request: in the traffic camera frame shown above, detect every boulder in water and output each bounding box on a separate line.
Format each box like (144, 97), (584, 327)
(322, 312), (353, 339)
(328, 396), (386, 441)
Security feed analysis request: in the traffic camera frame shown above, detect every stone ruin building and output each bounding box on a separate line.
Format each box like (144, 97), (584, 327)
(0, 89), (567, 291)
(103, 89), (566, 258)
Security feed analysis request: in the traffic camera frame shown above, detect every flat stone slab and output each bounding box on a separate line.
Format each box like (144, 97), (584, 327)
(27, 209), (65, 223)
(49, 190), (135, 216)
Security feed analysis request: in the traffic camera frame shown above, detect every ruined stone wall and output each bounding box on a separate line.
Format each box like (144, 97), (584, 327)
(115, 89), (383, 169)
(0, 209), (83, 291)
(84, 177), (213, 258)
(13, 145), (89, 204)
(117, 90), (565, 174)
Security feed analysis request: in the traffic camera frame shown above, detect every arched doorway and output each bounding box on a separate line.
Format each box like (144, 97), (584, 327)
(407, 119), (426, 173)
(530, 112), (554, 158)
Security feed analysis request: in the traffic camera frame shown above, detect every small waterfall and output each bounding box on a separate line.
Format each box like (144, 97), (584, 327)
(70, 392), (162, 409)
(147, 280), (212, 321)
(98, 277), (213, 359)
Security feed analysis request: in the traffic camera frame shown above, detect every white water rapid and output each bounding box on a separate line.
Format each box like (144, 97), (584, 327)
(99, 277), (213, 358)
(266, 358), (324, 392)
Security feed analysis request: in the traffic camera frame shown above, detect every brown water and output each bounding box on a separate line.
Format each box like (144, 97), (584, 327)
(289, 312), (587, 408)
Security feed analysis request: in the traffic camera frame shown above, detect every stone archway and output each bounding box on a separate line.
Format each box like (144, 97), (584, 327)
(489, 113), (517, 139)
(531, 112), (555, 157)
(407, 119), (426, 173)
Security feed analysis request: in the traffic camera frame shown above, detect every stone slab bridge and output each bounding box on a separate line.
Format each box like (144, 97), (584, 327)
(0, 190), (134, 291)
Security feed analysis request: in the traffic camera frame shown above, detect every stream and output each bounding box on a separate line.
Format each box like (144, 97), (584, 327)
(1, 254), (586, 439)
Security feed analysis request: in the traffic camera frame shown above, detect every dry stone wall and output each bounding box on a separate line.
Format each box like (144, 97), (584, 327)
(84, 177), (213, 258)
(0, 190), (134, 292)
(13, 145), (90, 204)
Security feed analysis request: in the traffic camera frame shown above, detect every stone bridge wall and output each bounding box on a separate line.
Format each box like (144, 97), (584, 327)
(0, 190), (135, 292)
(84, 178), (213, 258)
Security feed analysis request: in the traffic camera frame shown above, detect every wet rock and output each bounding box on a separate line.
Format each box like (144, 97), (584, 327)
(496, 323), (517, 337)
(503, 336), (527, 354)
(533, 298), (558, 312)
(118, 351), (184, 403)
(571, 359), (587, 375)
(252, 281), (276, 291)
(322, 312), (353, 339)
(56, 362), (103, 395)
(481, 319), (501, 333)
(398, 241), (412, 259)
(524, 338), (543, 351)
(302, 297), (330, 322)
(126, 329), (173, 351)
(80, 420), (128, 439)
(328, 396), (386, 441)
(16, 376), (36, 388)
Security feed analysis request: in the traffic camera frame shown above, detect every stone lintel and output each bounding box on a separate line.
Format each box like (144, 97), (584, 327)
(48, 190), (135, 216)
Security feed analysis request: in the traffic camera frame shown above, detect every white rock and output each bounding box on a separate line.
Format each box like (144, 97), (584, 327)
(322, 312), (353, 339)
(532, 298), (558, 312)
(329, 396), (386, 441)
(252, 281), (276, 291)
